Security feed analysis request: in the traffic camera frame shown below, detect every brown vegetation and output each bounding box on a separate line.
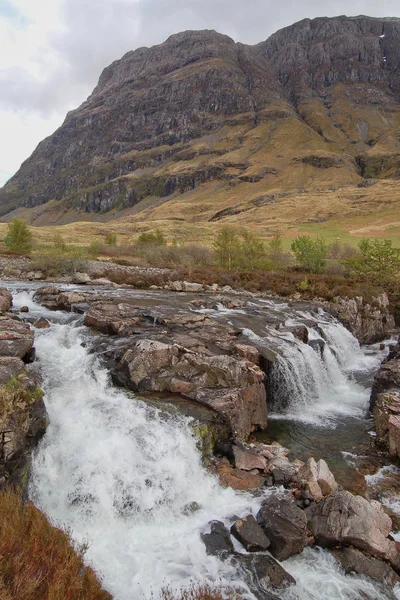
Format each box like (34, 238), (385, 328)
(0, 489), (112, 600)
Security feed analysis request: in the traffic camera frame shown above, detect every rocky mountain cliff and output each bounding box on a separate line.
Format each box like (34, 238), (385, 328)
(1, 15), (400, 227)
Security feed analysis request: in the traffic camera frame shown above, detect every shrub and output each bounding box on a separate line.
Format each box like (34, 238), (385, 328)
(53, 233), (67, 252)
(104, 232), (117, 246)
(137, 229), (166, 245)
(30, 251), (88, 277)
(4, 218), (33, 255)
(291, 235), (328, 274)
(0, 488), (111, 600)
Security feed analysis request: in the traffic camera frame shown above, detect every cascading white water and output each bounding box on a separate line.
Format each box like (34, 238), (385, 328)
(8, 289), (398, 600)
(28, 320), (261, 599)
(244, 310), (386, 426)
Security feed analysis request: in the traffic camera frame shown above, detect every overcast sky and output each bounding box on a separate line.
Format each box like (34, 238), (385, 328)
(1, 0), (399, 187)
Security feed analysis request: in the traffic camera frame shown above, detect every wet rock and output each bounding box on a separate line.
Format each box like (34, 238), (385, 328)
(232, 444), (268, 471)
(373, 391), (400, 458)
(257, 495), (307, 561)
(56, 292), (86, 311)
(84, 302), (142, 334)
(230, 553), (295, 595)
(186, 385), (267, 441)
(117, 340), (267, 440)
(286, 325), (308, 343)
(231, 515), (271, 551)
(307, 491), (397, 566)
(201, 520), (234, 555)
(216, 458), (265, 490)
(330, 293), (395, 344)
(19, 306), (29, 313)
(371, 360), (400, 410)
(182, 502), (201, 515)
(72, 272), (91, 284)
(0, 288), (12, 313)
(34, 317), (51, 329)
(330, 547), (400, 588)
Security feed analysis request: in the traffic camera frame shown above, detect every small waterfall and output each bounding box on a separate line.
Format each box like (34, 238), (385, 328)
(245, 310), (385, 426)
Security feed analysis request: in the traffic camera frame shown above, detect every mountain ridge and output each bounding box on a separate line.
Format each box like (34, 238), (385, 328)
(1, 15), (400, 234)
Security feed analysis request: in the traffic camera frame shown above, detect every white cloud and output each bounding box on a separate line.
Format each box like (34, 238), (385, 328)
(1, 0), (400, 187)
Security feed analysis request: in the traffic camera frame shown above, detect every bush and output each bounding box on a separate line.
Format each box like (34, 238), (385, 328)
(268, 232), (291, 270)
(345, 238), (400, 284)
(137, 229), (166, 245)
(4, 218), (33, 255)
(213, 227), (267, 270)
(291, 235), (328, 274)
(104, 232), (117, 246)
(30, 251), (88, 277)
(0, 488), (111, 600)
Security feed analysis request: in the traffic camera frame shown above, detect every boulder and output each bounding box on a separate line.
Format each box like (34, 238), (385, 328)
(117, 340), (268, 440)
(373, 391), (400, 458)
(216, 458), (265, 490)
(297, 457), (337, 501)
(330, 547), (400, 588)
(201, 521), (234, 555)
(182, 281), (204, 292)
(84, 302), (142, 334)
(34, 317), (51, 329)
(232, 445), (268, 471)
(307, 491), (398, 567)
(0, 319), (34, 360)
(56, 292), (86, 311)
(0, 288), (12, 313)
(270, 457), (297, 487)
(72, 272), (91, 284)
(230, 553), (295, 596)
(234, 344), (260, 365)
(19, 306), (29, 313)
(231, 515), (271, 552)
(257, 495), (308, 561)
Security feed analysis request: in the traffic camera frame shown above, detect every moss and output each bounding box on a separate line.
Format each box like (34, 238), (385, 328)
(1, 376), (44, 423)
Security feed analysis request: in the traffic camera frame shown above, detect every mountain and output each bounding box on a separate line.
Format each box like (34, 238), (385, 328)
(1, 15), (400, 235)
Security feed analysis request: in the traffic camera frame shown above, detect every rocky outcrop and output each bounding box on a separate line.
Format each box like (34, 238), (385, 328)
(0, 292), (47, 492)
(330, 547), (400, 588)
(307, 491), (399, 571)
(0, 288), (12, 313)
(373, 391), (400, 457)
(370, 341), (400, 457)
(116, 339), (267, 440)
(330, 293), (395, 344)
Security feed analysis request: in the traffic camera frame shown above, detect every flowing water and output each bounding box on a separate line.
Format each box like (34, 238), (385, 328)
(6, 285), (400, 599)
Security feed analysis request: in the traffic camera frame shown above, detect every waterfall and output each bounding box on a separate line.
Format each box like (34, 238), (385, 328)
(244, 310), (386, 426)
(7, 288), (397, 600)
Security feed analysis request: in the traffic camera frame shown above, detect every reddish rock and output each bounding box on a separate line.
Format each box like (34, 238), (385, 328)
(373, 391), (400, 458)
(232, 445), (268, 471)
(307, 491), (397, 567)
(216, 458), (265, 490)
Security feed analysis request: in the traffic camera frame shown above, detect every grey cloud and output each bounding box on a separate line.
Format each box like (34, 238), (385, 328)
(1, 0), (400, 115)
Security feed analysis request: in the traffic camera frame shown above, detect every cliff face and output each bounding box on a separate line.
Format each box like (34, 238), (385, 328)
(1, 16), (400, 223)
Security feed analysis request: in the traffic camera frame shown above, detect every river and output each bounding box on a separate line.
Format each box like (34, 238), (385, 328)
(7, 283), (400, 600)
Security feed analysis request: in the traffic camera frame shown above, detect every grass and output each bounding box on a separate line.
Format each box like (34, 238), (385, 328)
(0, 489), (112, 600)
(0, 376), (44, 424)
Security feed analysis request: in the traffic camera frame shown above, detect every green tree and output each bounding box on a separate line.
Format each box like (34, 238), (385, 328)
(213, 226), (241, 270)
(237, 229), (265, 270)
(346, 238), (400, 283)
(268, 232), (289, 270)
(4, 218), (33, 255)
(291, 235), (327, 274)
